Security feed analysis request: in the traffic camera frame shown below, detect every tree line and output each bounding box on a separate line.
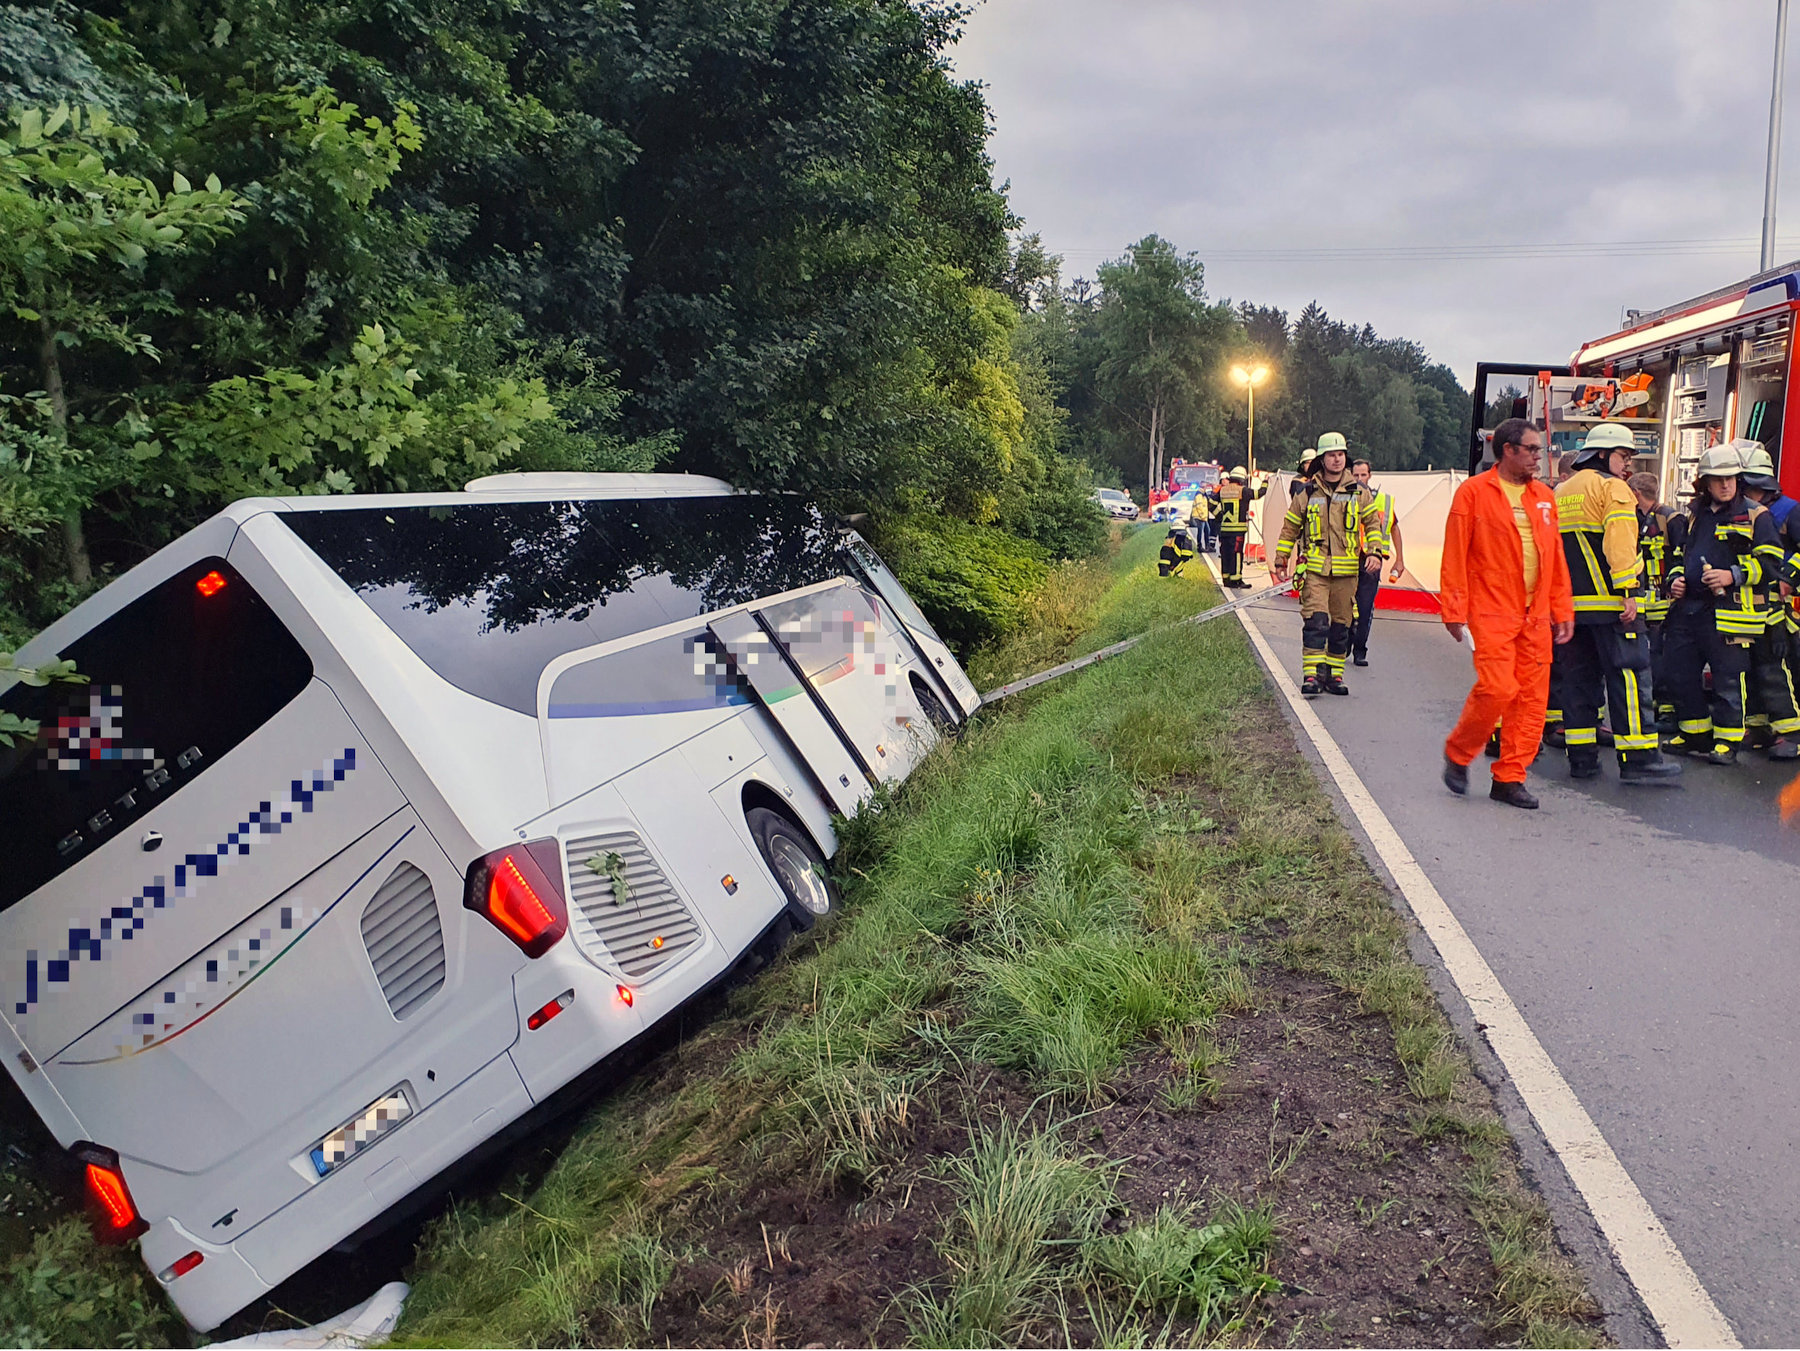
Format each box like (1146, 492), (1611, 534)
(1013, 235), (1471, 496)
(0, 0), (1469, 658)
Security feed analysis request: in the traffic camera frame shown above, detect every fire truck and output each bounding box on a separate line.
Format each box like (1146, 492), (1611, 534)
(1472, 261), (1800, 503)
(1149, 459), (1222, 508)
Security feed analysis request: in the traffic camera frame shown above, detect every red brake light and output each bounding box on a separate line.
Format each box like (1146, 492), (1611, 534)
(72, 1143), (148, 1242)
(195, 570), (228, 598)
(527, 990), (573, 1031)
(465, 841), (567, 958)
(165, 1250), (204, 1280)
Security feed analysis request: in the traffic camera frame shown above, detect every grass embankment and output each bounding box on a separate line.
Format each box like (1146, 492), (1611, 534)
(393, 527), (1601, 1348)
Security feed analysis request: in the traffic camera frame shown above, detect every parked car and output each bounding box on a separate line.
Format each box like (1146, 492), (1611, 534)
(0, 472), (980, 1332)
(1092, 487), (1140, 520)
(1150, 486), (1201, 524)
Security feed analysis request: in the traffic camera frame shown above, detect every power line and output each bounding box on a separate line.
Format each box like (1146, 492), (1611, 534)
(1041, 236), (1800, 264)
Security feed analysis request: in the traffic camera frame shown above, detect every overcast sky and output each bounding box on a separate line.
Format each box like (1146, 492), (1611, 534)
(951, 0), (1800, 386)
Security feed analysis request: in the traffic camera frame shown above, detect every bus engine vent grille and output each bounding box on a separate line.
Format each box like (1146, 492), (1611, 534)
(361, 862), (446, 1021)
(565, 830), (703, 980)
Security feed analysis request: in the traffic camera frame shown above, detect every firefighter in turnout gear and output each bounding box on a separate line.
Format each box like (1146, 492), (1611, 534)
(1271, 431), (1390, 696)
(1158, 523), (1196, 577)
(1730, 441), (1800, 758)
(1217, 466), (1265, 588)
(1629, 472), (1676, 732)
(1551, 422), (1680, 782)
(1662, 446), (1787, 764)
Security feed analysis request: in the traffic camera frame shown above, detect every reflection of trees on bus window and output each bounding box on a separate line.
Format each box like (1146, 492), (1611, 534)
(282, 496), (852, 713)
(286, 497), (844, 632)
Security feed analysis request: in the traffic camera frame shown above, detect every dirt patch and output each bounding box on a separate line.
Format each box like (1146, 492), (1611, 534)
(644, 962), (1568, 1348)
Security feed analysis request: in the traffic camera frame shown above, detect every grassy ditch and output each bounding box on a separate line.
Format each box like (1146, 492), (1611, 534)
(393, 525), (1603, 1348)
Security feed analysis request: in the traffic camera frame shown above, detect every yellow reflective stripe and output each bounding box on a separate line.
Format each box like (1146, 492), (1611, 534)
(1679, 718), (1712, 733)
(1615, 733), (1660, 750)
(1564, 727), (1599, 746)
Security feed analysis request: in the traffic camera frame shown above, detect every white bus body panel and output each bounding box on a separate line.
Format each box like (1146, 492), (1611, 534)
(0, 479), (976, 1331)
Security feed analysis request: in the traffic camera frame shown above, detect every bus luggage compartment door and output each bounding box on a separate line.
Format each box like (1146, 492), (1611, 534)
(708, 608), (872, 818)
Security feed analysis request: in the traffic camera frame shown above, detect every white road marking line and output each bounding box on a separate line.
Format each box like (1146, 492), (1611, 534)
(1215, 560), (1738, 1350)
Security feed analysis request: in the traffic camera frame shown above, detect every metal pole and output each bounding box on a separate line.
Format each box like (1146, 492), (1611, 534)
(1763, 0), (1790, 272)
(1246, 381), (1256, 478)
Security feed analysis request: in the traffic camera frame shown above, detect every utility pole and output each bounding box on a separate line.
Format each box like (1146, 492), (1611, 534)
(1763, 0), (1791, 272)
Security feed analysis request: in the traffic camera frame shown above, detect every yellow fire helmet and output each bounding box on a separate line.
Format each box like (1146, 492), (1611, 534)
(1227, 467), (1248, 482)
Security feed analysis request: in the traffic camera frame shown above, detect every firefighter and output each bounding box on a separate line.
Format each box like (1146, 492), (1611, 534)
(1270, 431), (1389, 696)
(1349, 457), (1406, 666)
(1217, 466), (1266, 589)
(1663, 446), (1787, 763)
(1733, 442), (1800, 758)
(1189, 485), (1215, 554)
(1158, 523), (1196, 577)
(1551, 422), (1679, 782)
(1628, 471), (1676, 733)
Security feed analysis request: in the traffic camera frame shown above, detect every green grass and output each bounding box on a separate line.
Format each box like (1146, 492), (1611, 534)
(0, 1217), (186, 1350)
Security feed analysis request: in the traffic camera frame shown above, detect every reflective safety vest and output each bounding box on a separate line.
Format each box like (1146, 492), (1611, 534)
(1275, 477), (1390, 577)
(1666, 496), (1785, 637)
(1555, 468), (1641, 625)
(1217, 481), (1265, 533)
(1639, 507), (1672, 622)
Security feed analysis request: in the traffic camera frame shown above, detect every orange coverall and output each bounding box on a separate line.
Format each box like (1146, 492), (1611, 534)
(1441, 468), (1574, 784)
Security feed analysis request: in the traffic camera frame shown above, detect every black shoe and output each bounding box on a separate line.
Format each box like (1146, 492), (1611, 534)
(1352, 654), (1369, 667)
(1300, 675), (1320, 697)
(1443, 755), (1469, 796)
(1322, 674), (1350, 695)
(1707, 742), (1739, 765)
(1619, 755), (1682, 784)
(1490, 780), (1540, 809)
(1597, 724), (1615, 746)
(1543, 723), (1567, 750)
(1770, 737), (1800, 761)
(1568, 753), (1601, 780)
(1662, 732), (1709, 757)
(1747, 726), (1774, 751)
(1483, 732), (1501, 759)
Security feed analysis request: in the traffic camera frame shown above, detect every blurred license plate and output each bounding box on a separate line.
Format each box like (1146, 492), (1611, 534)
(310, 1087), (412, 1177)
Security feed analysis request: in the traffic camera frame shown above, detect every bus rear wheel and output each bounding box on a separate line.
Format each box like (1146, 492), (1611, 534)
(747, 807), (838, 931)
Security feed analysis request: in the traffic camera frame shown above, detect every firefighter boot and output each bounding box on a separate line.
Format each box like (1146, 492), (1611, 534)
(1707, 742), (1739, 766)
(1321, 671), (1350, 696)
(1770, 737), (1800, 761)
(1300, 673), (1321, 698)
(1618, 751), (1682, 784)
(1568, 748), (1602, 780)
(1543, 720), (1567, 750)
(1662, 731), (1710, 757)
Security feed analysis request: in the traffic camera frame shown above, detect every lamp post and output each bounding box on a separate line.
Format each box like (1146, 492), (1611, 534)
(1230, 365), (1270, 477)
(1763, 0), (1790, 271)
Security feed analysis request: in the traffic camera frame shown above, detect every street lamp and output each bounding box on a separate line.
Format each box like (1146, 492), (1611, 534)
(1230, 365), (1270, 477)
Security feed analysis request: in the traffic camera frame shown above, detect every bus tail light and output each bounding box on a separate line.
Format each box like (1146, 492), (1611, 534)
(71, 1142), (148, 1243)
(464, 840), (568, 958)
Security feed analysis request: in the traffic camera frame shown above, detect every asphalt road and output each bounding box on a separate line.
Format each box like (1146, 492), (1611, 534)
(1235, 569), (1800, 1348)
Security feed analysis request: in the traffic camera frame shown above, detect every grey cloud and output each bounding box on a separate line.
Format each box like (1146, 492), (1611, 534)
(954, 0), (1793, 379)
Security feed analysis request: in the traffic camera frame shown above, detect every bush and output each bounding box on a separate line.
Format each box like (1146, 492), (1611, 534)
(0, 1219), (186, 1349)
(879, 514), (1050, 653)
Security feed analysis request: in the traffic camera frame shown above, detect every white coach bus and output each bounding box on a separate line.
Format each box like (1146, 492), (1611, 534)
(0, 472), (979, 1330)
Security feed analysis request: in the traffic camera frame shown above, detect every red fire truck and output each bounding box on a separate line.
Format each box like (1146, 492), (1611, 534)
(1472, 262), (1800, 503)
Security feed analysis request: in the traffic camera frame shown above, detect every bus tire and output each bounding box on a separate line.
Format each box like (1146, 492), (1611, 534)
(747, 807), (839, 931)
(911, 675), (955, 735)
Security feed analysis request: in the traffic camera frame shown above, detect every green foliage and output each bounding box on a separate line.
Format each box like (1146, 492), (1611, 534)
(907, 1116), (1118, 1346)
(1083, 1203), (1278, 1333)
(0, 648), (85, 746)
(881, 514), (1050, 653)
(0, 1218), (186, 1349)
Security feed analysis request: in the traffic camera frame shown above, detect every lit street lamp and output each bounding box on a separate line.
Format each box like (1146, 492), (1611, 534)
(1230, 365), (1269, 477)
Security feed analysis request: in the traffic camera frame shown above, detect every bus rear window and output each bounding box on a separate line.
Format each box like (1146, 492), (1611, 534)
(281, 495), (848, 714)
(0, 559), (313, 912)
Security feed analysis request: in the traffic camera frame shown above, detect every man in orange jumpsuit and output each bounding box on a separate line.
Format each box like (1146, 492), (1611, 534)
(1441, 418), (1575, 809)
